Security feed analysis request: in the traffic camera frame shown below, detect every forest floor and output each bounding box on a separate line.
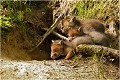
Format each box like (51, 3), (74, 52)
(0, 57), (119, 80)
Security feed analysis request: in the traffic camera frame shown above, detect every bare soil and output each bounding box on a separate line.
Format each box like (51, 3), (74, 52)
(0, 57), (119, 80)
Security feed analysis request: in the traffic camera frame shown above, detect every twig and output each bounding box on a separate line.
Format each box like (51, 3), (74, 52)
(42, 28), (69, 41)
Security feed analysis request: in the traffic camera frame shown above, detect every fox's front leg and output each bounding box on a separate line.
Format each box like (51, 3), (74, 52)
(64, 50), (74, 60)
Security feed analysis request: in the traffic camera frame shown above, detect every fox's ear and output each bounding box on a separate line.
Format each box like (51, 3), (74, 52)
(52, 40), (54, 43)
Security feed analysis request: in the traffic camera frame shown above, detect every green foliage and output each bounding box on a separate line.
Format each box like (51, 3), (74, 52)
(72, 0), (119, 21)
(1, 1), (31, 37)
(0, 16), (13, 37)
(4, 1), (31, 23)
(0, 16), (11, 27)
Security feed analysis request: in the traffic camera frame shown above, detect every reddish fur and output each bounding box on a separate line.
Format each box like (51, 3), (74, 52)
(60, 16), (109, 46)
(51, 35), (94, 60)
(61, 16), (105, 36)
(67, 28), (80, 37)
(51, 40), (74, 60)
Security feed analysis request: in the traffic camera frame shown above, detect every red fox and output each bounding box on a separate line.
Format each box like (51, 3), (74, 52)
(66, 27), (84, 37)
(60, 16), (109, 46)
(60, 16), (105, 35)
(51, 35), (94, 59)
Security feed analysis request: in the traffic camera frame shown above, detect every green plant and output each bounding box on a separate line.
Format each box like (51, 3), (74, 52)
(1, 1), (31, 37)
(0, 16), (13, 37)
(4, 1), (31, 22)
(92, 53), (107, 80)
(72, 0), (119, 22)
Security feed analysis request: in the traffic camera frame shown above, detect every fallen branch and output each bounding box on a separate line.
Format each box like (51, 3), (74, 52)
(76, 44), (119, 60)
(42, 28), (69, 41)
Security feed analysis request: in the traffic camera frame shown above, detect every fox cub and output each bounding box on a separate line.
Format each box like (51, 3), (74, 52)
(60, 16), (105, 35)
(60, 16), (109, 46)
(51, 35), (94, 59)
